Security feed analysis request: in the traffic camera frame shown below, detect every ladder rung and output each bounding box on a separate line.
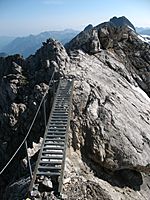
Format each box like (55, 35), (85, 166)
(45, 138), (65, 141)
(37, 172), (61, 176)
(41, 152), (63, 158)
(49, 124), (67, 127)
(59, 90), (70, 92)
(55, 100), (69, 102)
(44, 143), (65, 146)
(47, 130), (66, 133)
(46, 135), (65, 138)
(49, 123), (67, 126)
(52, 114), (68, 117)
(41, 155), (63, 159)
(51, 118), (68, 121)
(54, 108), (68, 110)
(51, 116), (68, 120)
(42, 154), (63, 158)
(54, 108), (68, 113)
(51, 119), (68, 121)
(40, 160), (62, 164)
(49, 122), (67, 124)
(48, 127), (66, 130)
(55, 102), (69, 104)
(54, 106), (69, 108)
(47, 132), (66, 135)
(43, 146), (64, 150)
(42, 150), (63, 154)
(38, 166), (61, 170)
(49, 118), (68, 121)
(57, 97), (69, 98)
(55, 101), (69, 103)
(56, 97), (69, 99)
(48, 123), (67, 130)
(47, 130), (66, 132)
(45, 139), (65, 142)
(49, 118), (68, 120)
(48, 129), (66, 132)
(39, 162), (61, 166)
(51, 114), (68, 116)
(54, 105), (68, 107)
(46, 132), (66, 135)
(48, 128), (66, 131)
(53, 111), (68, 113)
(55, 101), (69, 104)
(54, 105), (69, 107)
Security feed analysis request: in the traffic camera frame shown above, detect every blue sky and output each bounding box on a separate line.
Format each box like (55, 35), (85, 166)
(0, 0), (150, 36)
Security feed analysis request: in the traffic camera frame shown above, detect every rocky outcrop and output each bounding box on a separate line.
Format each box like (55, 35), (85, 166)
(65, 28), (101, 54)
(66, 19), (150, 96)
(0, 17), (150, 200)
(0, 39), (68, 199)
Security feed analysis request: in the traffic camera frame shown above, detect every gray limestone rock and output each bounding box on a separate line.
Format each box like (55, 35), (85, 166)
(66, 51), (150, 173)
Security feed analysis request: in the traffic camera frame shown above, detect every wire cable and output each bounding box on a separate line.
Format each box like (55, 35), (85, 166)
(0, 71), (55, 175)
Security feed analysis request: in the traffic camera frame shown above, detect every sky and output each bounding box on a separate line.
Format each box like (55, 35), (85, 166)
(0, 0), (150, 36)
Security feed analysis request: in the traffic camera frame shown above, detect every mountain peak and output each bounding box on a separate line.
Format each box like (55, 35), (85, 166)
(84, 24), (93, 32)
(110, 16), (135, 30)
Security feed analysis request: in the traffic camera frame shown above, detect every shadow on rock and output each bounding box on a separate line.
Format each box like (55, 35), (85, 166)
(112, 169), (143, 191)
(81, 153), (143, 191)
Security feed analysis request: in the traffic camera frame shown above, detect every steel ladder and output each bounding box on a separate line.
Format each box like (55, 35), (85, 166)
(29, 78), (74, 197)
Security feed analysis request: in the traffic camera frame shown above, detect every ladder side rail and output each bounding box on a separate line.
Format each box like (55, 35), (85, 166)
(58, 79), (74, 194)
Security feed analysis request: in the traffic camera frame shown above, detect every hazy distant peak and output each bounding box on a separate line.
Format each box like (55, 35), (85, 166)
(136, 27), (150, 36)
(1, 29), (79, 58)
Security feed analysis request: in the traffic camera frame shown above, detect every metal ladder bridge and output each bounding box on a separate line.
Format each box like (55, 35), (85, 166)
(29, 78), (74, 198)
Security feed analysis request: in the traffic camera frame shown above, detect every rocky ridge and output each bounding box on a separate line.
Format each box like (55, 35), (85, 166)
(0, 16), (150, 199)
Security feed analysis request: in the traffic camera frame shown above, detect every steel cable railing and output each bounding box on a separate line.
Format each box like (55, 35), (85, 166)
(0, 71), (56, 175)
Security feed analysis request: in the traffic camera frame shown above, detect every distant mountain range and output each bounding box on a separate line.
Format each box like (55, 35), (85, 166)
(136, 27), (150, 35)
(0, 29), (79, 58)
(0, 22), (150, 59)
(0, 36), (15, 51)
(0, 52), (7, 57)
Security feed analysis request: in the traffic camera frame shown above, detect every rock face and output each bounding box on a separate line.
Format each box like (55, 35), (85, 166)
(66, 50), (150, 173)
(0, 17), (150, 200)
